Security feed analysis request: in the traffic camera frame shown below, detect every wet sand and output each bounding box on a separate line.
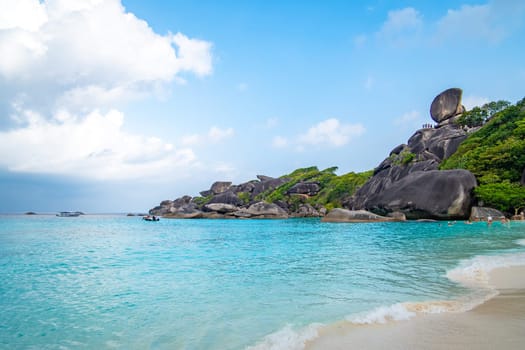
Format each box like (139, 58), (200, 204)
(306, 266), (525, 350)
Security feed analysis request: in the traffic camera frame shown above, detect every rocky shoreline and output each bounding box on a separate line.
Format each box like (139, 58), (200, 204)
(149, 88), (520, 222)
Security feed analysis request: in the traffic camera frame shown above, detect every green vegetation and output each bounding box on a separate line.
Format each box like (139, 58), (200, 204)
(192, 195), (212, 206)
(441, 97), (525, 213)
(257, 166), (372, 209)
(456, 100), (511, 128)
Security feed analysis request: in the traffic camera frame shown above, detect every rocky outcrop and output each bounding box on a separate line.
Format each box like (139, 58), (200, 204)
(521, 168), (525, 185)
(321, 209), (398, 223)
(430, 88), (464, 123)
(238, 202), (288, 219)
(200, 181), (232, 196)
(252, 176), (290, 196)
(469, 206), (506, 221)
(346, 88), (477, 220)
(364, 170), (476, 220)
(207, 191), (244, 206)
(291, 204), (320, 217)
(286, 182), (321, 196)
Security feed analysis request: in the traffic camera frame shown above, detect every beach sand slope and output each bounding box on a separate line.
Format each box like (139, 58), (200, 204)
(306, 266), (525, 350)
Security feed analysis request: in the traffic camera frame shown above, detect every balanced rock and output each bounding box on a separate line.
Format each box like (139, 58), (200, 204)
(321, 209), (395, 223)
(430, 88), (464, 123)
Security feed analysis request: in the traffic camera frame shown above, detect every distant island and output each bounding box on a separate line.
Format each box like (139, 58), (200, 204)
(149, 88), (525, 222)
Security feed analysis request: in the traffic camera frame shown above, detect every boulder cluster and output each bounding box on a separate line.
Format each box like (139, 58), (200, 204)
(346, 88), (479, 220)
(149, 175), (324, 219)
(150, 88), (508, 222)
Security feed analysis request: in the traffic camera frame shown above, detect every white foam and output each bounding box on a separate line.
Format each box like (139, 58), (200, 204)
(516, 239), (525, 247)
(246, 323), (322, 350)
(348, 303), (415, 324)
(446, 252), (525, 289)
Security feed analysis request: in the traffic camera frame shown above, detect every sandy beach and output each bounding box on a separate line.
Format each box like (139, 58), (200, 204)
(306, 265), (525, 350)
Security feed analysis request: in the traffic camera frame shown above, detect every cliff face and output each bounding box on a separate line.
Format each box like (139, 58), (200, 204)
(346, 88), (477, 220)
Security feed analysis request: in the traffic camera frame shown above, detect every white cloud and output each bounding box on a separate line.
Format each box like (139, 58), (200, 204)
(208, 126), (234, 142)
(436, 4), (498, 43)
(265, 117), (279, 129)
(378, 7), (423, 45)
(0, 0), (214, 181)
(394, 110), (424, 128)
(0, 0), (48, 32)
(434, 1), (525, 44)
(0, 109), (197, 180)
(181, 126), (234, 146)
(0, 0), (213, 112)
(272, 136), (288, 148)
(271, 119), (364, 150)
(462, 95), (490, 110)
(297, 118), (365, 147)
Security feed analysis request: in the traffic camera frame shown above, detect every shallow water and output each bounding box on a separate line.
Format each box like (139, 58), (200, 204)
(1, 215), (524, 349)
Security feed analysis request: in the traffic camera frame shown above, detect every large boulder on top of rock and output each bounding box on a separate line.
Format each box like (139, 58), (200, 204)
(321, 209), (396, 222)
(365, 169), (476, 220)
(430, 88), (463, 123)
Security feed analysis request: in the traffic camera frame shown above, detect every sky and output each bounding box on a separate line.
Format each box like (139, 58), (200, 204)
(0, 0), (524, 213)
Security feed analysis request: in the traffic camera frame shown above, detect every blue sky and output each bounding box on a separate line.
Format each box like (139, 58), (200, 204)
(0, 0), (524, 213)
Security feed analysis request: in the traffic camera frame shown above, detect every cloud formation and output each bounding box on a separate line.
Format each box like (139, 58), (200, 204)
(376, 1), (525, 47)
(181, 126), (235, 146)
(0, 109), (196, 180)
(0, 0), (213, 180)
(435, 1), (525, 44)
(273, 118), (365, 150)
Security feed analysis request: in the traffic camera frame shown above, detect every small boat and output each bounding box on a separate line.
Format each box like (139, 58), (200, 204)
(142, 215), (159, 221)
(56, 211), (82, 217)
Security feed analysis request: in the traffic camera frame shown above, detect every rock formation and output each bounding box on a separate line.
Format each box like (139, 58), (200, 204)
(469, 207), (506, 222)
(149, 88), (487, 221)
(430, 88), (464, 124)
(321, 209), (401, 223)
(347, 88), (477, 220)
(363, 170), (476, 220)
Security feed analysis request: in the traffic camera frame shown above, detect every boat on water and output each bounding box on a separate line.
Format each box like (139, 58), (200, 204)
(142, 215), (159, 221)
(56, 211), (83, 217)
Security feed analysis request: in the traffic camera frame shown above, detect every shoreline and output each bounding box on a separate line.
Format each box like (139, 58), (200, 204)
(305, 262), (525, 350)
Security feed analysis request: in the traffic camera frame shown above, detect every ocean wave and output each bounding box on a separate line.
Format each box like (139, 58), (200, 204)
(516, 239), (525, 247)
(250, 250), (525, 349)
(446, 252), (525, 289)
(246, 323), (322, 350)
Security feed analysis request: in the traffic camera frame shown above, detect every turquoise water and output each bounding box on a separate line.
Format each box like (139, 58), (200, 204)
(1, 215), (525, 349)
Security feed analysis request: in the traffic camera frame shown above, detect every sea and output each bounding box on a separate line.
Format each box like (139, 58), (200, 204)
(1, 215), (525, 349)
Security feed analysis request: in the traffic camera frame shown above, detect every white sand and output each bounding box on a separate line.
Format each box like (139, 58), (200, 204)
(306, 265), (525, 350)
